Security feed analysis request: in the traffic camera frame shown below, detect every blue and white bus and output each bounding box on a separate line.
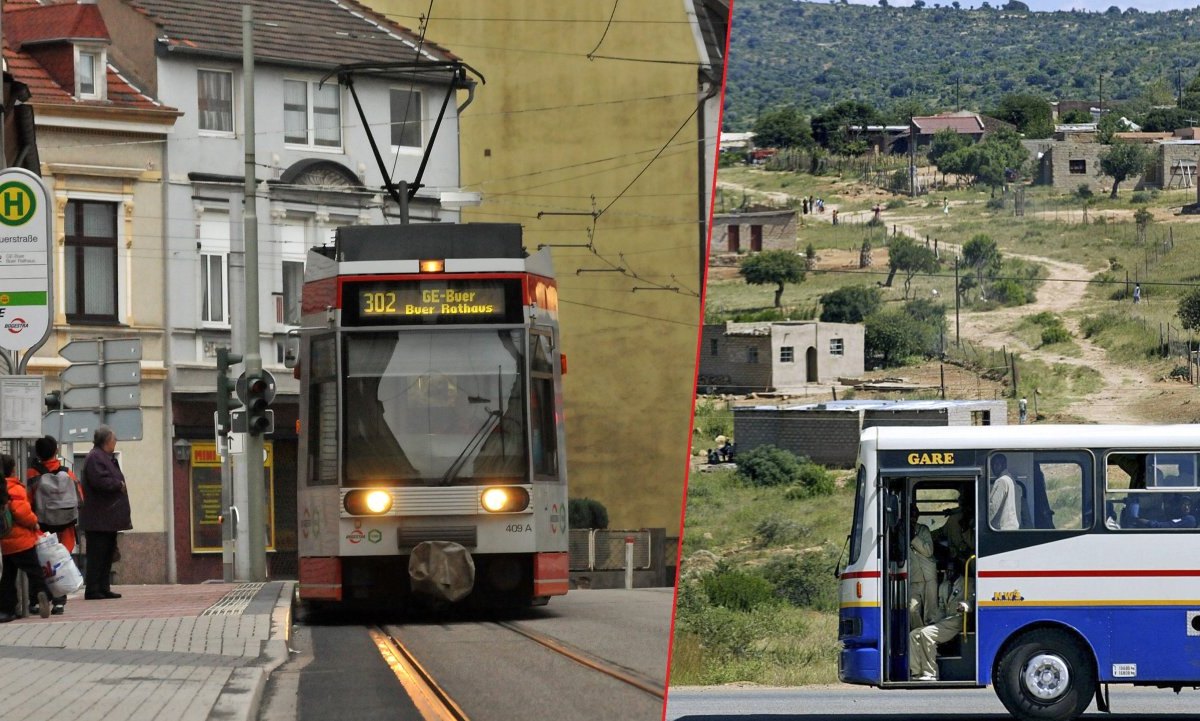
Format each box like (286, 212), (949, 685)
(838, 425), (1200, 721)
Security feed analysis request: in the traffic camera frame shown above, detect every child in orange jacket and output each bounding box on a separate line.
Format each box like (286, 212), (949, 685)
(0, 454), (51, 622)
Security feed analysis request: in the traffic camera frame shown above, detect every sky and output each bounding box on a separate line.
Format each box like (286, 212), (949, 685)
(836, 0), (1200, 10)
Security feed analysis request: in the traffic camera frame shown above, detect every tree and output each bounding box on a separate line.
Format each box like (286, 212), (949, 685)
(1003, 0), (1029, 9)
(1099, 141), (1150, 199)
(752, 106), (813, 149)
(962, 233), (1002, 288)
(811, 100), (882, 155)
(864, 309), (927, 366)
(819, 285), (883, 323)
(739, 250), (806, 308)
(886, 236), (940, 298)
(963, 128), (1027, 194)
(1140, 107), (1191, 133)
(1179, 288), (1200, 331)
(993, 93), (1053, 138)
(927, 127), (970, 179)
(1059, 109), (1092, 124)
(1095, 111), (1125, 144)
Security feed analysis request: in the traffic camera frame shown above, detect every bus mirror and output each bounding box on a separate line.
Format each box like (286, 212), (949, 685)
(884, 492), (901, 530)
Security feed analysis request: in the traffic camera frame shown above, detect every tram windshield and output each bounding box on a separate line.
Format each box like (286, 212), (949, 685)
(343, 329), (528, 486)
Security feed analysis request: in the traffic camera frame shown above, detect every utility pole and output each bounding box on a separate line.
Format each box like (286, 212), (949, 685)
(240, 4), (266, 582)
(909, 114), (917, 197)
(954, 257), (960, 347)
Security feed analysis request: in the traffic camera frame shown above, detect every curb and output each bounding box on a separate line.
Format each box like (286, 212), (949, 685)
(209, 580), (296, 721)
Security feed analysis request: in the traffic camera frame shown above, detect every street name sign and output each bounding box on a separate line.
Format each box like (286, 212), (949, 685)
(60, 338), (143, 363)
(0, 168), (53, 352)
(60, 360), (141, 387)
(62, 384), (141, 409)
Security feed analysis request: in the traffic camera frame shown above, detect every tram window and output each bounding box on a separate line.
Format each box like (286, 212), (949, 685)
(531, 377), (558, 478)
(307, 336), (338, 487)
(987, 451), (1090, 531)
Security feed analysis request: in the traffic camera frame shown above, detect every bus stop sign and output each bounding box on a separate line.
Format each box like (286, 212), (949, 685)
(0, 168), (52, 352)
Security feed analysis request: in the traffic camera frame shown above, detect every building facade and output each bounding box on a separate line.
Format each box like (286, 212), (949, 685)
(367, 1), (730, 533)
(733, 399), (1008, 467)
(699, 321), (865, 393)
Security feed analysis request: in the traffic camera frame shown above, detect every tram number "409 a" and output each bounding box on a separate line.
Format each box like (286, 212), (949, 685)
(505, 523), (533, 533)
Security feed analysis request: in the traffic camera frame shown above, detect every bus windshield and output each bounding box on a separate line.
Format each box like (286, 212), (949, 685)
(342, 329), (528, 486)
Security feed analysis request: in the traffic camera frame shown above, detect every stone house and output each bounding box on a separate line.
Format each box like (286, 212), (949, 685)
(698, 320), (864, 393)
(711, 208), (796, 259)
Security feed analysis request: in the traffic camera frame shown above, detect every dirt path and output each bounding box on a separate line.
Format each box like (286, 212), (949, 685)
(716, 177), (1162, 422)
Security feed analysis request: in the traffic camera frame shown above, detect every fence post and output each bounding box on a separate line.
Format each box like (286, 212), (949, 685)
(625, 535), (635, 590)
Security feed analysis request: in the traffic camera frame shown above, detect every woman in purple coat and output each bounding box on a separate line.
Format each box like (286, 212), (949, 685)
(80, 425), (132, 600)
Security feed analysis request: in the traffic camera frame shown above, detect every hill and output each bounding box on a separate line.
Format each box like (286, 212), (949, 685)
(725, 0), (1200, 129)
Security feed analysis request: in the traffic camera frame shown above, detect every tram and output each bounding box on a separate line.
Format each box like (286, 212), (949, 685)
(294, 222), (570, 608)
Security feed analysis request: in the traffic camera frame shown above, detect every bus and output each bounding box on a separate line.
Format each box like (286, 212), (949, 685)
(294, 222), (570, 610)
(838, 425), (1200, 721)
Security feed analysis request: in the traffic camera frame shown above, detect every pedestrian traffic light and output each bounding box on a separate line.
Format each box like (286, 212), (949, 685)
(216, 347), (242, 436)
(245, 371), (274, 436)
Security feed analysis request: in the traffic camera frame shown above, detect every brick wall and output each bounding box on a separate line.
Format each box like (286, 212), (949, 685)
(734, 409), (864, 467)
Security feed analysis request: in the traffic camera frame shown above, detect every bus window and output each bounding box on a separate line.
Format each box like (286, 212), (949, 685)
(1106, 452), (1199, 531)
(848, 466), (866, 565)
(988, 451), (1090, 531)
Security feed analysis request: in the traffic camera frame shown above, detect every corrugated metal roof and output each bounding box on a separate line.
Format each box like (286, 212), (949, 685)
(125, 0), (457, 68)
(735, 399), (1003, 412)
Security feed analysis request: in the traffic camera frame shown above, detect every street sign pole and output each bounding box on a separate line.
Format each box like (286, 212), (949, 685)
(242, 6), (266, 582)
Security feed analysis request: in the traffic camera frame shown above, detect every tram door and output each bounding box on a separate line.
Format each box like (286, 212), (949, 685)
(880, 475), (977, 684)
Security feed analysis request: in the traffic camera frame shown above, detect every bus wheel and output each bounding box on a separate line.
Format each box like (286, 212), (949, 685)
(994, 629), (1096, 721)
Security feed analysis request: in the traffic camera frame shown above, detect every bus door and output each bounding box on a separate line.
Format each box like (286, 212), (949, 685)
(880, 473), (978, 685)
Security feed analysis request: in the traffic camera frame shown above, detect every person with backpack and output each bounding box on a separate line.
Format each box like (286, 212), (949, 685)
(27, 435), (82, 615)
(80, 425), (131, 600)
(0, 454), (51, 622)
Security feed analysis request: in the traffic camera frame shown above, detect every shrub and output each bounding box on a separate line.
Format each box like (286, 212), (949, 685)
(762, 548), (840, 611)
(819, 285), (883, 323)
(1080, 311), (1121, 338)
(1041, 325), (1072, 345)
(991, 278), (1029, 305)
(885, 198), (906, 210)
(985, 197), (1007, 210)
(568, 498), (609, 529)
(1028, 311), (1057, 327)
(790, 463), (836, 498)
(736, 445), (805, 487)
(753, 515), (805, 547)
(695, 398), (732, 441)
(701, 569), (778, 612)
(1074, 184), (1094, 200)
(1130, 191), (1150, 204)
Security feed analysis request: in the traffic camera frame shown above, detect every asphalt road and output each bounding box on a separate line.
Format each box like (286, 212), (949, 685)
(665, 686), (1200, 721)
(258, 588), (673, 721)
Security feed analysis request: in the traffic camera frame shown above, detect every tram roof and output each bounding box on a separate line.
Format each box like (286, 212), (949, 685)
(333, 223), (525, 262)
(865, 424), (1200, 450)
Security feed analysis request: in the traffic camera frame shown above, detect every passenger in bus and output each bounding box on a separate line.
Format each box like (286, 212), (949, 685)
(909, 564), (971, 681)
(909, 501), (938, 629)
(934, 492), (973, 561)
(1129, 495), (1196, 529)
(988, 454), (1019, 530)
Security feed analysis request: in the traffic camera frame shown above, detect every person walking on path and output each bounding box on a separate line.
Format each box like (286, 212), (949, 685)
(80, 425), (131, 600)
(0, 454), (51, 622)
(1133, 283), (1141, 304)
(27, 435), (82, 614)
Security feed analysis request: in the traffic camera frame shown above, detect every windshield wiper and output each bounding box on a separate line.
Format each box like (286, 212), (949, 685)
(438, 409), (501, 486)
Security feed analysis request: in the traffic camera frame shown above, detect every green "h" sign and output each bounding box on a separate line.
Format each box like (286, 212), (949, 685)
(0, 182), (35, 226)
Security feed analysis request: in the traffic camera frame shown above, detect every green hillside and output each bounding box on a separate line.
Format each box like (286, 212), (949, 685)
(725, 0), (1200, 130)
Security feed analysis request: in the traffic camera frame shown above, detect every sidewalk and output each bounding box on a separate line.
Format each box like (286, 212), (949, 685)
(0, 581), (293, 721)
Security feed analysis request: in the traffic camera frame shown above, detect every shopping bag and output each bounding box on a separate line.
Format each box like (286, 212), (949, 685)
(35, 533), (84, 597)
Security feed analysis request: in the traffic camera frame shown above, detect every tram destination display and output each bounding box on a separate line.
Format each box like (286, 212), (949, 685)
(343, 278), (523, 325)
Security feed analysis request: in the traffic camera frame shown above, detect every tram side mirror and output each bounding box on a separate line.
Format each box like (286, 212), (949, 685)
(884, 492), (901, 530)
(283, 329), (301, 370)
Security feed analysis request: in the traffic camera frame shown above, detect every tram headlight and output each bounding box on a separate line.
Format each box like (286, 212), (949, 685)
(481, 486), (530, 513)
(344, 490), (393, 515)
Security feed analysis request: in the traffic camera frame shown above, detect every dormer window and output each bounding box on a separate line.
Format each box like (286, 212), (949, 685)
(75, 47), (105, 100)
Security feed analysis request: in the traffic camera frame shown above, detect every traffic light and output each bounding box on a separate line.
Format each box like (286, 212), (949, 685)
(44, 390), (62, 411)
(245, 371), (274, 436)
(216, 347), (243, 436)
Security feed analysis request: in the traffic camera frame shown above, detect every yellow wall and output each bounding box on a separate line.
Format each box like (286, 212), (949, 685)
(367, 1), (708, 532)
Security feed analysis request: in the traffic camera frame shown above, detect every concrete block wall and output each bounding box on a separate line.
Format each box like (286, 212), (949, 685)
(698, 326), (773, 391)
(733, 409), (863, 467)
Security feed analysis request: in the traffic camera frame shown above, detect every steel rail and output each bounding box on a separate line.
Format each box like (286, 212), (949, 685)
(495, 621), (665, 699)
(369, 626), (472, 721)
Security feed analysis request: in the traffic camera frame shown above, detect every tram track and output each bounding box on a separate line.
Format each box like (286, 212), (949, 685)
(371, 616), (665, 721)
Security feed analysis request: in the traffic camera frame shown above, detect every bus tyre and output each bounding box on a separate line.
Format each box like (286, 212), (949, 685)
(994, 629), (1096, 721)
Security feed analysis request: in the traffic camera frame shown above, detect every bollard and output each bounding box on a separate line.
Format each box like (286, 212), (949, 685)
(625, 535), (635, 590)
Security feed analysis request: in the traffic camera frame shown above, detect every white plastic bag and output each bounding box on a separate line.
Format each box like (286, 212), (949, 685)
(35, 533), (83, 597)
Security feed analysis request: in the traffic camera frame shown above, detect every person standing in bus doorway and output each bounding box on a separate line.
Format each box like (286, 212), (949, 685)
(80, 426), (132, 600)
(909, 562), (972, 681)
(908, 500), (937, 630)
(935, 492), (973, 563)
(988, 454), (1019, 530)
